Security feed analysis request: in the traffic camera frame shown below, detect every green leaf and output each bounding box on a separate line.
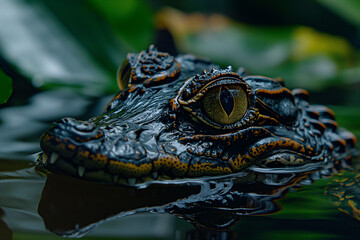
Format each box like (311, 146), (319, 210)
(41, 0), (130, 74)
(86, 0), (155, 51)
(0, 0), (130, 95)
(317, 0), (360, 28)
(0, 69), (12, 104)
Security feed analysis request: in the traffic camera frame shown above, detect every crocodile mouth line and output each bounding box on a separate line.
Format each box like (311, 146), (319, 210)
(37, 149), (324, 187)
(38, 151), (160, 186)
(37, 150), (233, 186)
(37, 151), (305, 188)
(37, 151), (236, 187)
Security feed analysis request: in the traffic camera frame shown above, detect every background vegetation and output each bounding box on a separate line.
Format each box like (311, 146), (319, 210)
(0, 0), (359, 134)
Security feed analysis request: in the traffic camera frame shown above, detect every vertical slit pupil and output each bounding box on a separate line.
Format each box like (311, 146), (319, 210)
(220, 87), (234, 116)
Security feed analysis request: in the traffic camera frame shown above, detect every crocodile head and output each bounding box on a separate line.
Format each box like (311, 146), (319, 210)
(39, 46), (357, 186)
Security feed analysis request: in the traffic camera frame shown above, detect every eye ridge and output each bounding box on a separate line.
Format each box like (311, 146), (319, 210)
(219, 86), (235, 117)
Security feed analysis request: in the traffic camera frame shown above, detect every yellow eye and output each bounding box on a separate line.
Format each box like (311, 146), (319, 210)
(203, 85), (248, 125)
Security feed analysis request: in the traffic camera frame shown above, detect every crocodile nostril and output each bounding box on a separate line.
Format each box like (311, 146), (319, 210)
(57, 117), (76, 124)
(48, 117), (103, 143)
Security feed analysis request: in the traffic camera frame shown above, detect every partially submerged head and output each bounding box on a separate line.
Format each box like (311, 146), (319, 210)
(39, 46), (357, 186)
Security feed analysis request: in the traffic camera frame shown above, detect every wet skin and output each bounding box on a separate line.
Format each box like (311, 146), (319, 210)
(39, 46), (357, 186)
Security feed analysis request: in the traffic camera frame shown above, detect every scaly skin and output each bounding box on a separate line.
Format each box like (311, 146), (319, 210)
(39, 45), (357, 186)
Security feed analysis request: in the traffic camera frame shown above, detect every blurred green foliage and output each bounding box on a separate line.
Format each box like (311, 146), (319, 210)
(157, 7), (359, 91)
(330, 105), (360, 137)
(0, 0), (359, 96)
(318, 0), (360, 28)
(86, 0), (155, 51)
(0, 0), (359, 132)
(0, 0), (155, 96)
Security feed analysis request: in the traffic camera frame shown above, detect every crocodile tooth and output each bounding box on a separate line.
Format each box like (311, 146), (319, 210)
(112, 175), (119, 183)
(78, 166), (85, 177)
(151, 172), (158, 179)
(42, 153), (49, 164)
(50, 152), (59, 164)
(127, 178), (136, 186)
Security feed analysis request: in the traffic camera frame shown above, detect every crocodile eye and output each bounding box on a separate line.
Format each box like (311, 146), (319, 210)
(203, 85), (248, 125)
(117, 59), (131, 90)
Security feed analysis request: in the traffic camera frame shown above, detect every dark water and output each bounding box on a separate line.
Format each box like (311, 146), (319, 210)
(1, 89), (360, 240)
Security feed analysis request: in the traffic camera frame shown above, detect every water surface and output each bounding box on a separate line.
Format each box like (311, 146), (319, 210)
(0, 89), (359, 240)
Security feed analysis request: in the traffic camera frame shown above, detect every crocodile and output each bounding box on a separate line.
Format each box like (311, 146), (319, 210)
(38, 45), (357, 186)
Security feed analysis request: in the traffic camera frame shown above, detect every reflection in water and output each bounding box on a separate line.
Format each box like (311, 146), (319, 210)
(0, 89), (101, 239)
(185, 229), (235, 240)
(325, 170), (360, 221)
(37, 168), (310, 238)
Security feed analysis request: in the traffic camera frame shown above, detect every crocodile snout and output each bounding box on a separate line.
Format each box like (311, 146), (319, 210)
(48, 117), (103, 143)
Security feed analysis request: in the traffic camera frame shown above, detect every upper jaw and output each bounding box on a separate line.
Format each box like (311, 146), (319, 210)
(39, 127), (157, 186)
(38, 116), (151, 186)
